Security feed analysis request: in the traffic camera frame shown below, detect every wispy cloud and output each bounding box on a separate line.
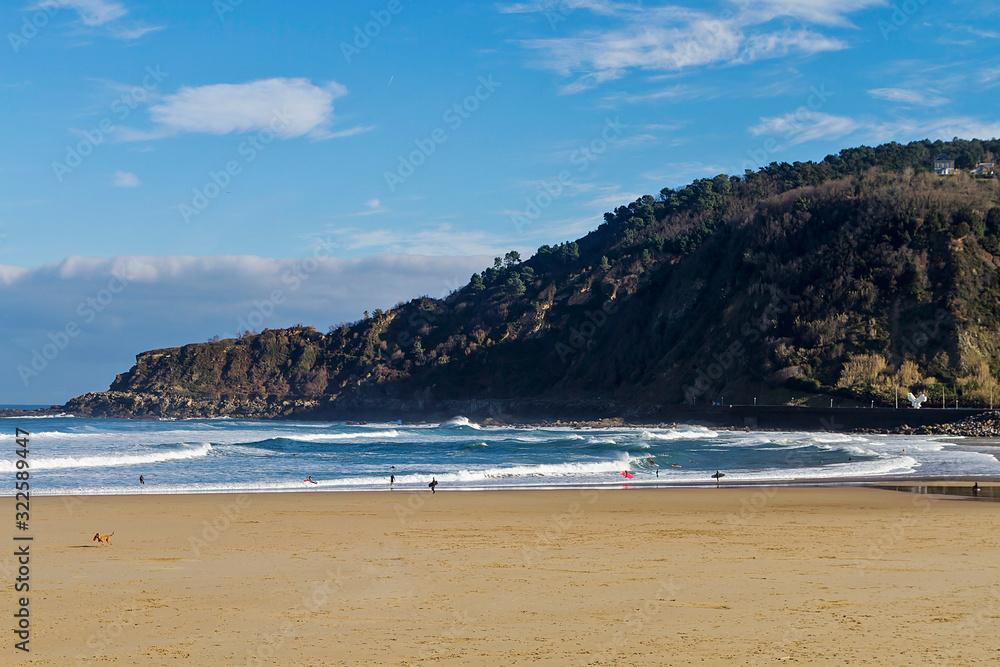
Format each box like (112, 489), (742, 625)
(322, 224), (520, 257)
(641, 162), (730, 186)
(109, 23), (165, 40)
(112, 170), (139, 187)
(497, 0), (632, 16)
(751, 111), (1000, 146)
(735, 0), (888, 28)
(602, 83), (716, 105)
(750, 111), (861, 145)
(868, 87), (947, 107)
(119, 78), (359, 141)
(32, 0), (126, 27)
(29, 0), (164, 40)
(508, 3), (869, 93)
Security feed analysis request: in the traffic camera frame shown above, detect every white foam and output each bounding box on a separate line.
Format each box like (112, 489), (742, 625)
(441, 416), (481, 429)
(0, 443), (213, 472)
(218, 444), (283, 457)
(0, 413), (73, 419)
(641, 427), (719, 441)
(283, 430), (399, 442)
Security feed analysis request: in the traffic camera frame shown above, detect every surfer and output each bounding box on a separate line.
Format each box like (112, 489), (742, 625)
(429, 478), (438, 494)
(974, 482), (980, 495)
(304, 476), (318, 484)
(390, 474), (395, 485)
(139, 475), (144, 485)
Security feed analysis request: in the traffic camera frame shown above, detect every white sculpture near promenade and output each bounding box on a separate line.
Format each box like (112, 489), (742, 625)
(907, 392), (927, 409)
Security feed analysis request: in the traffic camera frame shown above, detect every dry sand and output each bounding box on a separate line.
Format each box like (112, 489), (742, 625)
(5, 486), (1000, 665)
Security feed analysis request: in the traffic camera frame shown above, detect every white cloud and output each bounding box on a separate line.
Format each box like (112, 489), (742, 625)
(641, 162), (730, 185)
(0, 252), (493, 403)
(109, 23), (166, 40)
(735, 0), (887, 28)
(750, 111), (861, 145)
(121, 78), (355, 141)
(585, 188), (646, 210)
(868, 87), (948, 107)
(321, 224), (520, 257)
(498, 0), (631, 16)
(112, 170), (139, 187)
(735, 29), (845, 62)
(750, 111), (1000, 147)
(515, 5), (851, 93)
(979, 66), (1000, 84)
(32, 0), (126, 27)
(29, 0), (163, 40)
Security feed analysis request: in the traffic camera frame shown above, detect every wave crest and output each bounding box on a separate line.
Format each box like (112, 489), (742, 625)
(0, 443), (213, 472)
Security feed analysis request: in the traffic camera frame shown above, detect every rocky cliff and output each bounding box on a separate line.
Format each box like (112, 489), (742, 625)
(60, 138), (1000, 420)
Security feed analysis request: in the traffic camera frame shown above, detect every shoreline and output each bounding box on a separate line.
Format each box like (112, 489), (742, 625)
(24, 474), (1000, 498)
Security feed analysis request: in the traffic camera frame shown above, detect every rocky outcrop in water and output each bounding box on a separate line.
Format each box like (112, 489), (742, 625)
(885, 411), (1000, 437)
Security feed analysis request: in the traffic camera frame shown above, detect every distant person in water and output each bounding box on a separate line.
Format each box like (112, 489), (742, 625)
(139, 475), (144, 485)
(304, 476), (317, 484)
(390, 474), (395, 485)
(429, 478), (438, 494)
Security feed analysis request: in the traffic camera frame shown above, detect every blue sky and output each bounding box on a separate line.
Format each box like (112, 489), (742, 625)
(2, 0), (999, 404)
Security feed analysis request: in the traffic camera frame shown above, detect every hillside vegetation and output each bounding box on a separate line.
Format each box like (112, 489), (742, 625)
(65, 138), (1000, 417)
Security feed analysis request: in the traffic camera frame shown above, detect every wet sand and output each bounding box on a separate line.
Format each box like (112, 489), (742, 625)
(6, 487), (1000, 665)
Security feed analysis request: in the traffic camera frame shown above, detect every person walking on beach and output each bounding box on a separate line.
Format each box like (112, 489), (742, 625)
(429, 478), (438, 494)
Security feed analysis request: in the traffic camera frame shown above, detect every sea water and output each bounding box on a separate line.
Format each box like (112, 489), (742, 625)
(1, 415), (998, 495)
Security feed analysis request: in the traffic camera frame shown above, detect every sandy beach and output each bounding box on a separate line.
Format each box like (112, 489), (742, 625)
(5, 486), (1000, 665)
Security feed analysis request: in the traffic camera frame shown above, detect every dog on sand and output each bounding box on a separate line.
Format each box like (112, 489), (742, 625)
(93, 532), (114, 546)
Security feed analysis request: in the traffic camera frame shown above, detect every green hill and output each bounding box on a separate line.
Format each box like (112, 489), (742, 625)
(63, 138), (1000, 419)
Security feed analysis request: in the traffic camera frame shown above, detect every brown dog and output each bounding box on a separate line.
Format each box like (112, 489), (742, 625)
(93, 532), (114, 546)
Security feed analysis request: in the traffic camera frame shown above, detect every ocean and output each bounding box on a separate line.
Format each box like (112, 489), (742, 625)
(3, 415), (999, 495)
